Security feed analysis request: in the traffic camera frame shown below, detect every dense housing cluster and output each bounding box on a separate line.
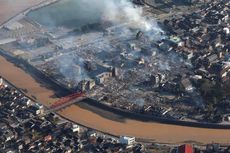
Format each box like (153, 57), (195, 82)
(161, 0), (230, 122)
(0, 78), (145, 153)
(0, 0), (230, 152)
(1, 77), (229, 153)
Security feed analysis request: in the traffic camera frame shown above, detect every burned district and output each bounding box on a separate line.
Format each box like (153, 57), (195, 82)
(0, 0), (229, 125)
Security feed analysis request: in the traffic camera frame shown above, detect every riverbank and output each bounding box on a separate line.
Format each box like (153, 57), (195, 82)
(0, 54), (230, 144)
(0, 0), (230, 144)
(1, 47), (229, 130)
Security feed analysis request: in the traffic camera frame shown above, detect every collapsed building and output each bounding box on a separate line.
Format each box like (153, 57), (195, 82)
(0, 0), (229, 123)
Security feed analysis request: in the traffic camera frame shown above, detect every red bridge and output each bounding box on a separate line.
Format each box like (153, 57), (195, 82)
(49, 92), (86, 111)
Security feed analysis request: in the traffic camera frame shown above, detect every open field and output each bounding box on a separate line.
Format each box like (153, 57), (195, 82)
(0, 0), (45, 24)
(0, 55), (230, 144)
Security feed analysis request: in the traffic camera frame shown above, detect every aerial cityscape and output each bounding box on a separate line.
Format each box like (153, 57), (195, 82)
(0, 0), (229, 153)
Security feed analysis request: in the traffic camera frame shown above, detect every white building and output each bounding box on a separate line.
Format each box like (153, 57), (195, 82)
(21, 97), (31, 106)
(34, 103), (44, 115)
(226, 115), (230, 122)
(0, 77), (3, 85)
(34, 103), (43, 109)
(72, 124), (81, 133)
(119, 136), (135, 146)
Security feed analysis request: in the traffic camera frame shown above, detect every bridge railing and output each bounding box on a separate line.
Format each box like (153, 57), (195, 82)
(49, 92), (85, 109)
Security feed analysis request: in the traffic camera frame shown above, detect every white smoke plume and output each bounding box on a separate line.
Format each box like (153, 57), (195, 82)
(80, 0), (161, 32)
(32, 0), (164, 89)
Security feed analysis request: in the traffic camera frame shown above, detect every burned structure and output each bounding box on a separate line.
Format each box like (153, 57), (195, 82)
(0, 0), (229, 124)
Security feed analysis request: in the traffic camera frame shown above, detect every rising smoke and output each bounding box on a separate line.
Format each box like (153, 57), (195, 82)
(80, 0), (161, 32)
(56, 54), (88, 87)
(53, 0), (164, 87)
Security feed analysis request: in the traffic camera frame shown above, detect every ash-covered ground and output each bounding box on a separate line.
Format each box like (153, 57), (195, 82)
(0, 0), (229, 124)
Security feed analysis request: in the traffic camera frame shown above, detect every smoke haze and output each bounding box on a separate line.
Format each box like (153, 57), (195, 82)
(29, 0), (163, 32)
(28, 0), (165, 88)
(81, 0), (158, 31)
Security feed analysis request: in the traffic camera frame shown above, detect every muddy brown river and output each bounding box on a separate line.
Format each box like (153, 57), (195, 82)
(0, 55), (230, 144)
(0, 1), (229, 144)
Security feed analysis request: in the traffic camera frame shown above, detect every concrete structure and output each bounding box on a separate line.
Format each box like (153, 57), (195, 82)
(72, 124), (81, 133)
(181, 79), (194, 92)
(95, 72), (112, 84)
(78, 79), (95, 92)
(178, 144), (193, 153)
(119, 136), (135, 146)
(0, 77), (3, 85)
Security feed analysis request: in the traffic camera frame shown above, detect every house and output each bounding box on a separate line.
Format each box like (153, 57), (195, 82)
(119, 136), (135, 146)
(168, 35), (182, 46)
(210, 61), (230, 79)
(150, 74), (160, 87)
(34, 103), (44, 115)
(206, 144), (220, 153)
(44, 135), (52, 142)
(128, 42), (135, 49)
(185, 52), (194, 60)
(72, 124), (81, 133)
(34, 103), (44, 110)
(84, 61), (97, 71)
(3, 149), (16, 153)
(17, 141), (24, 150)
(95, 72), (112, 84)
(4, 130), (15, 142)
(87, 131), (97, 137)
(0, 122), (8, 130)
(112, 67), (119, 77)
(78, 79), (95, 92)
(133, 0), (145, 5)
(204, 54), (218, 67)
(136, 31), (144, 39)
(29, 106), (41, 116)
(224, 115), (230, 122)
(181, 79), (194, 92)
(0, 77), (3, 85)
(20, 98), (31, 106)
(178, 144), (193, 153)
(158, 41), (173, 52)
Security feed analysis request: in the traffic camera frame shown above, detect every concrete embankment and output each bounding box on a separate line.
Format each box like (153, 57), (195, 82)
(77, 99), (230, 129)
(0, 52), (230, 144)
(0, 0), (230, 144)
(1, 48), (230, 130)
(0, 50), (71, 99)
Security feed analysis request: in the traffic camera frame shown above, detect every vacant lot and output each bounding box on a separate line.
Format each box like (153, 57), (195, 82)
(0, 0), (45, 24)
